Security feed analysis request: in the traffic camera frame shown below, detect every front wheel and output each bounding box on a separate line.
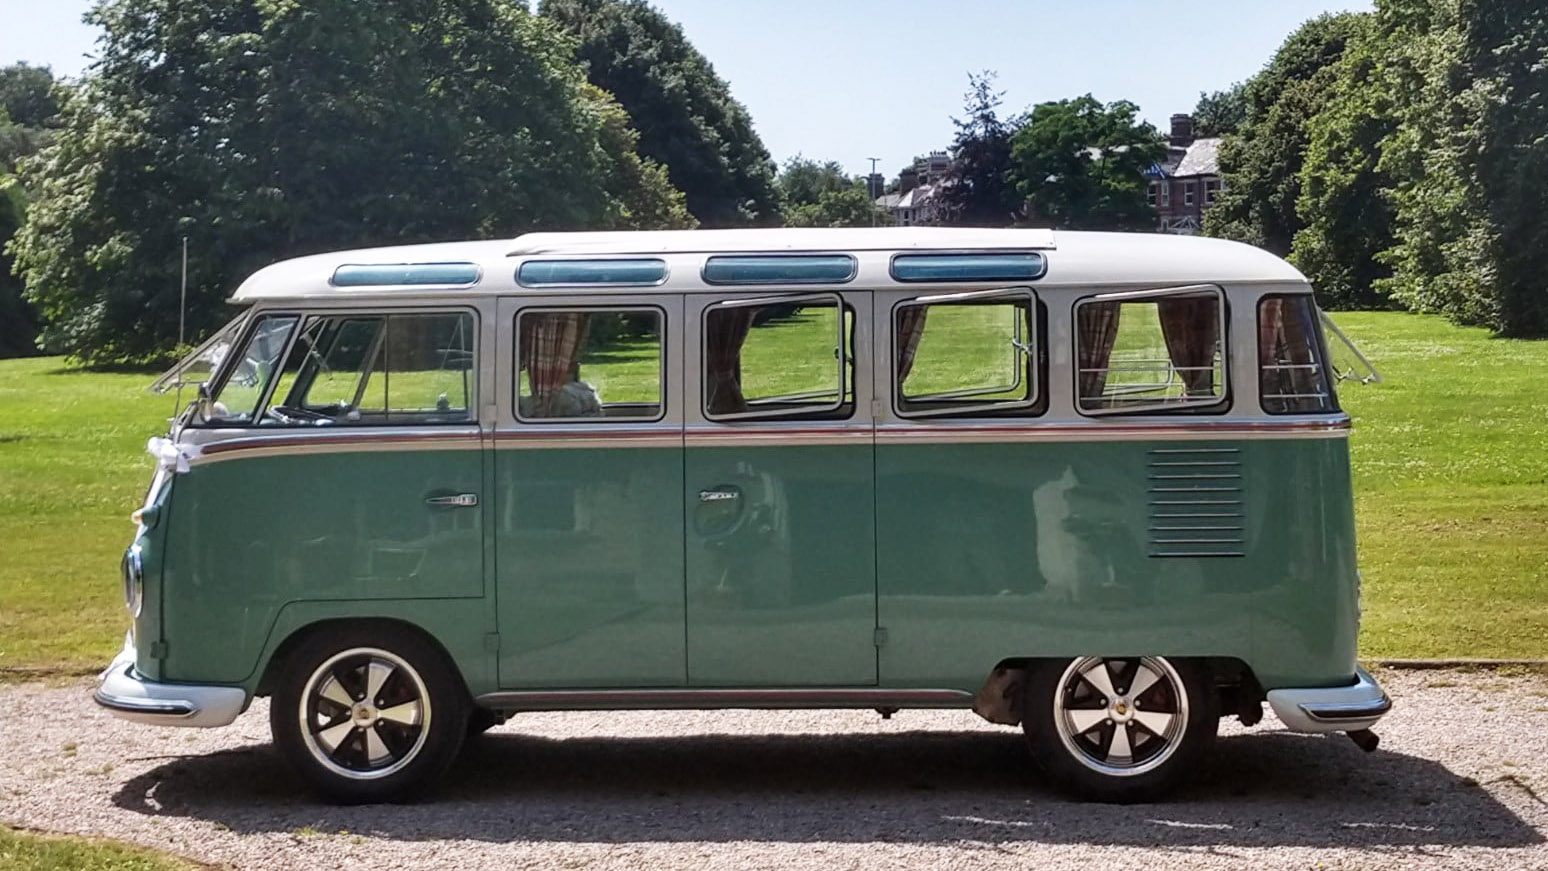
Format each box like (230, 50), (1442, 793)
(270, 627), (468, 803)
(1021, 656), (1216, 803)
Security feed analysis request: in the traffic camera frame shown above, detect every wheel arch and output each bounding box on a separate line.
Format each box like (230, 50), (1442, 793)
(973, 656), (1266, 728)
(255, 616), (472, 702)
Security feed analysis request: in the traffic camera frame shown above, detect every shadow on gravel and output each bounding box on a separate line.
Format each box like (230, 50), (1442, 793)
(111, 728), (1542, 849)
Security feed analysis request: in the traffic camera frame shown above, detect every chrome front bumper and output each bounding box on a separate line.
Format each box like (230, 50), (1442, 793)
(1266, 666), (1391, 733)
(93, 635), (246, 728)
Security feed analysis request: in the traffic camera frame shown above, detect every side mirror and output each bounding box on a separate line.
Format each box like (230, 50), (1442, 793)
(195, 382), (213, 422)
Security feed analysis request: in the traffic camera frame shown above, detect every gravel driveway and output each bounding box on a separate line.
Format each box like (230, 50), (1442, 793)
(2, 668), (1545, 870)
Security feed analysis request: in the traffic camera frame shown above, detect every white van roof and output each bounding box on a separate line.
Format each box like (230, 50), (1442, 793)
(230, 227), (1307, 301)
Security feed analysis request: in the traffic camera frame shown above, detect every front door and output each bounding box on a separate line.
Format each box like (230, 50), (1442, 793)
(684, 291), (877, 686)
(493, 297), (686, 688)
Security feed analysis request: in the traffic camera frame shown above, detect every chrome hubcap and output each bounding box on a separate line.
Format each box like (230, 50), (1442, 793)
(1053, 656), (1187, 777)
(299, 648), (431, 780)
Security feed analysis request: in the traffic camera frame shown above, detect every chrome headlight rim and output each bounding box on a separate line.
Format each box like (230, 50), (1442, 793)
(122, 545), (144, 619)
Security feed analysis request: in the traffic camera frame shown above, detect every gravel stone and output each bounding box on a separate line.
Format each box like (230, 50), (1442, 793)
(2, 668), (1545, 870)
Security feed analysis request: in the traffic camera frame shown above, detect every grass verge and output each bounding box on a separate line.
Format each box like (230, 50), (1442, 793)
(0, 826), (205, 871)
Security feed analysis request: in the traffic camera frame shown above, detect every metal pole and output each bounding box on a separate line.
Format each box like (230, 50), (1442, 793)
(178, 236), (188, 347)
(868, 157), (881, 227)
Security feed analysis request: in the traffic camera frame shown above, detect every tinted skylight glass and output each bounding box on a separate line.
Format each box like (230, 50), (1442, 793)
(891, 253), (1047, 282)
(517, 259), (667, 286)
(702, 255), (857, 285)
(332, 262), (481, 287)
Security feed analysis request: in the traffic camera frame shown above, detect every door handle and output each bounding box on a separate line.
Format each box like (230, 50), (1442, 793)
(426, 493), (478, 508)
(698, 489), (739, 503)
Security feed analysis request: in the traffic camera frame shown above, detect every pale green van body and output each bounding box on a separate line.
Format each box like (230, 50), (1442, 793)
(105, 228), (1374, 732)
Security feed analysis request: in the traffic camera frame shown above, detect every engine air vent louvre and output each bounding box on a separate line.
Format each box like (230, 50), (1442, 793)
(1147, 447), (1245, 558)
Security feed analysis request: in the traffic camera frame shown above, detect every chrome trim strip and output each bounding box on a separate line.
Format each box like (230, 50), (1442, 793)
(474, 687), (974, 711)
(1300, 697), (1393, 723)
(1266, 666), (1391, 733)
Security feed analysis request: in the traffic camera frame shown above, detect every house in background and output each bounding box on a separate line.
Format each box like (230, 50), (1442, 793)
(1147, 114), (1222, 235)
(874, 151), (951, 226)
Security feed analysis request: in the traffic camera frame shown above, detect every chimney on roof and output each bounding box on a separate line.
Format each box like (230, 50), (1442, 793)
(1169, 114), (1195, 147)
(899, 165), (919, 195)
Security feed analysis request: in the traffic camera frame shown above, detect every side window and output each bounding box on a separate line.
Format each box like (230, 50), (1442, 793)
(516, 308), (663, 421)
(703, 294), (851, 420)
(1259, 295), (1337, 414)
(894, 290), (1039, 417)
(1075, 287), (1226, 414)
(205, 314), (299, 425)
(260, 311), (475, 426)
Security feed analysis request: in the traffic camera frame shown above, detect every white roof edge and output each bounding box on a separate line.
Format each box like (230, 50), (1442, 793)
(230, 229), (1306, 302)
(506, 227), (1059, 255)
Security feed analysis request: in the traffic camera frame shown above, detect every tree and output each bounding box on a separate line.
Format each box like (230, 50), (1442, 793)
(540, 0), (781, 228)
(0, 158), (34, 357)
(12, 0), (652, 365)
(1008, 95), (1165, 231)
(0, 63), (60, 129)
(936, 72), (1022, 226)
(585, 85), (696, 230)
(0, 64), (63, 357)
(776, 156), (881, 228)
(1290, 16), (1397, 309)
(1205, 13), (1368, 256)
(1193, 83), (1247, 136)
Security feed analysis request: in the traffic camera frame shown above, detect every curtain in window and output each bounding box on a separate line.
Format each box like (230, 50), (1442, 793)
(895, 306), (929, 384)
(520, 313), (588, 416)
(1258, 296), (1327, 413)
(705, 308), (755, 415)
(1157, 296), (1220, 396)
(1077, 301), (1121, 403)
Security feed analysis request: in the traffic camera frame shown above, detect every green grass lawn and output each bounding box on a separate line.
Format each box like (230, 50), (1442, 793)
(0, 827), (197, 871)
(0, 310), (1544, 673)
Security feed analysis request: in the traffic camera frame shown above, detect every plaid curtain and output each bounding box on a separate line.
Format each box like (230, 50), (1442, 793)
(705, 308), (755, 415)
(520, 313), (588, 416)
(1077, 301), (1121, 403)
(1157, 296), (1220, 396)
(1259, 296), (1321, 412)
(895, 305), (930, 384)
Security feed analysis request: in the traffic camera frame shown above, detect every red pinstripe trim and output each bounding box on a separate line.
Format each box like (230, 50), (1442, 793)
(198, 431), (477, 455)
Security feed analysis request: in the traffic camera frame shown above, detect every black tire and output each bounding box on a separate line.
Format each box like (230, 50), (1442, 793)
(466, 707), (506, 737)
(1021, 656), (1216, 803)
(269, 624), (469, 803)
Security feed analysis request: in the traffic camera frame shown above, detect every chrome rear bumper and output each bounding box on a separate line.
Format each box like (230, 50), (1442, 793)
(93, 635), (245, 728)
(1266, 666), (1391, 733)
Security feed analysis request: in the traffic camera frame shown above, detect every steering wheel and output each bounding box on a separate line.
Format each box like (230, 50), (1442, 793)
(265, 405), (335, 426)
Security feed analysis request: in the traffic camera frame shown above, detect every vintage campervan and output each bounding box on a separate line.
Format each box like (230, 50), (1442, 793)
(96, 227), (1388, 803)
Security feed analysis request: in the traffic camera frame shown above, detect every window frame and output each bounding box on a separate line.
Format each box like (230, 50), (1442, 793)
(1072, 285), (1231, 418)
(1183, 181), (1197, 207)
(891, 287), (1042, 419)
(1257, 294), (1340, 415)
(193, 311), (302, 428)
(512, 304), (668, 425)
(700, 292), (853, 422)
(197, 306), (482, 428)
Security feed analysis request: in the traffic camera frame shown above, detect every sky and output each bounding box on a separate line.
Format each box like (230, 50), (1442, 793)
(0, 0), (1372, 177)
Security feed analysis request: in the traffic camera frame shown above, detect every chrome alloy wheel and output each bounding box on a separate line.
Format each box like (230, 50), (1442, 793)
(1053, 656), (1189, 778)
(298, 647), (431, 781)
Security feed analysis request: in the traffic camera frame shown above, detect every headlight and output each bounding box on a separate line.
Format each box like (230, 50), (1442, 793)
(122, 545), (144, 618)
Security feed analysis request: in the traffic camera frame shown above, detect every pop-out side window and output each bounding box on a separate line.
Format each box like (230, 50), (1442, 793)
(1074, 286), (1228, 415)
(515, 307), (664, 422)
(702, 294), (852, 421)
(893, 289), (1041, 418)
(1258, 295), (1337, 414)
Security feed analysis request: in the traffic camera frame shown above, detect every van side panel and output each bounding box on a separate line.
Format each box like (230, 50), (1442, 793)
(159, 444), (487, 685)
(874, 435), (1358, 692)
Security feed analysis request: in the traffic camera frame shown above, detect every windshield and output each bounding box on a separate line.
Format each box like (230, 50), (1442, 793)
(148, 311), (252, 394)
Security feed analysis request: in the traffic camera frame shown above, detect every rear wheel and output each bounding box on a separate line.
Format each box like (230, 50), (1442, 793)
(270, 626), (468, 803)
(1021, 656), (1215, 802)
